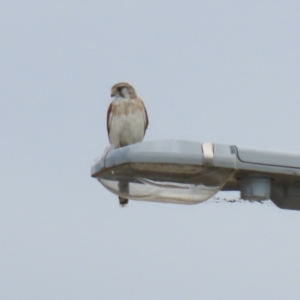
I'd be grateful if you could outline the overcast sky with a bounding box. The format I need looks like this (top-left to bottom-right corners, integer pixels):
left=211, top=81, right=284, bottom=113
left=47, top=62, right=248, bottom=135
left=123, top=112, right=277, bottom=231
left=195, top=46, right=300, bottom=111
left=2, top=1, right=300, bottom=299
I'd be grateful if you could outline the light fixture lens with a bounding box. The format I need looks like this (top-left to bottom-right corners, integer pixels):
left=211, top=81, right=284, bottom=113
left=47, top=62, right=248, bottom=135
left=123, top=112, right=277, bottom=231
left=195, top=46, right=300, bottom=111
left=97, top=163, right=231, bottom=204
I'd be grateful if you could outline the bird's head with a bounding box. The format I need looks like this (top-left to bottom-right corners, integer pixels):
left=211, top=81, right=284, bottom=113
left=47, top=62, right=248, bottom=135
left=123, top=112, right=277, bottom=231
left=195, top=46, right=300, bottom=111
left=111, top=82, right=137, bottom=99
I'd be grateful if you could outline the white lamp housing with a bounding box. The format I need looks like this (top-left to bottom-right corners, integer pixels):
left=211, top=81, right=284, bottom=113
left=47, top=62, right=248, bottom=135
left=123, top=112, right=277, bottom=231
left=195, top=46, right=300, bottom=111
left=91, top=140, right=300, bottom=210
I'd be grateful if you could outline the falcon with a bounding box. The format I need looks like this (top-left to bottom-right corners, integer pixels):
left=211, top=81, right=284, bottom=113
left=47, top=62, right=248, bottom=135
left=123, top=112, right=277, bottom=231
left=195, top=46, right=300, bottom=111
left=107, top=82, right=149, bottom=206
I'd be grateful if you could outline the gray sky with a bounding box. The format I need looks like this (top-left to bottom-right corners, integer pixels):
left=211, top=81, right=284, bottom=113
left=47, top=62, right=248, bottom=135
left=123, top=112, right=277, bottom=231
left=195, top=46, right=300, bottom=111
left=1, top=1, right=300, bottom=299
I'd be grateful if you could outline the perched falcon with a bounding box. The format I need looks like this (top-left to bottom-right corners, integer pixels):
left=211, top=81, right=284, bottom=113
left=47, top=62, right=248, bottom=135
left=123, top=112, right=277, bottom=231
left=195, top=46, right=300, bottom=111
left=107, top=82, right=149, bottom=206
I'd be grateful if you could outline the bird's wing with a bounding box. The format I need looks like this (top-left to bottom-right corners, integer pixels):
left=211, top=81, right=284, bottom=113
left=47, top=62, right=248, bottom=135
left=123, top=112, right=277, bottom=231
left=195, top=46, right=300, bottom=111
left=106, top=102, right=113, bottom=135
left=139, top=99, right=149, bottom=134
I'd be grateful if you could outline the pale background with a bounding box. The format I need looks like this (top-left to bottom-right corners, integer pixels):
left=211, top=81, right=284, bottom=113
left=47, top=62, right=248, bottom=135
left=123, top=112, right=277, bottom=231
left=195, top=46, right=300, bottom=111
left=1, top=1, right=300, bottom=299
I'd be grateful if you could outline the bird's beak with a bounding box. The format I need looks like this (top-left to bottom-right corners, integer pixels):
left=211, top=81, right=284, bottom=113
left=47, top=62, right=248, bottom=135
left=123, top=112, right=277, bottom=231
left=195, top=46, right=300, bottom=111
left=111, top=93, right=114, bottom=97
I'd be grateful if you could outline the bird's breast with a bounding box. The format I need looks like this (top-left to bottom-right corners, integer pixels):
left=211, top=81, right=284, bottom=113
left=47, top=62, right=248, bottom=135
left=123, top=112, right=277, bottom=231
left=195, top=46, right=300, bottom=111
left=112, top=99, right=143, bottom=116
left=109, top=99, right=146, bottom=147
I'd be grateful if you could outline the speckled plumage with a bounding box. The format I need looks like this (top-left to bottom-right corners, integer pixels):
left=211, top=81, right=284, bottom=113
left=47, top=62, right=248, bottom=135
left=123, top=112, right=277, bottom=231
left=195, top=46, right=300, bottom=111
left=106, top=82, right=149, bottom=206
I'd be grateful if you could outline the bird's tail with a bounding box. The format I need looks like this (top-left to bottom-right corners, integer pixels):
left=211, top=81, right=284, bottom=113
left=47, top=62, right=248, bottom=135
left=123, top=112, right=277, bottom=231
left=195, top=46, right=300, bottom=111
left=118, top=181, right=129, bottom=207
left=119, top=196, right=128, bottom=207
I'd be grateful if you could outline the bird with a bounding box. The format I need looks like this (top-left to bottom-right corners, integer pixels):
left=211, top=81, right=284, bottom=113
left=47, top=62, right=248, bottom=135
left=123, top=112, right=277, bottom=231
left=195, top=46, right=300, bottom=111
left=106, top=82, right=149, bottom=206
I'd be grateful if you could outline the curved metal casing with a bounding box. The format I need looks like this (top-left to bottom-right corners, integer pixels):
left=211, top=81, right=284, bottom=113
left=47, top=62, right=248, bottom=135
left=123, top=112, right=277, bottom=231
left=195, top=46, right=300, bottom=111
left=91, top=140, right=300, bottom=210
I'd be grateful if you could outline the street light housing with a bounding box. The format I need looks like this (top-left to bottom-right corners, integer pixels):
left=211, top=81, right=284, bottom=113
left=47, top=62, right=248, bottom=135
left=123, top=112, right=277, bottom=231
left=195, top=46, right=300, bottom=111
left=91, top=140, right=300, bottom=210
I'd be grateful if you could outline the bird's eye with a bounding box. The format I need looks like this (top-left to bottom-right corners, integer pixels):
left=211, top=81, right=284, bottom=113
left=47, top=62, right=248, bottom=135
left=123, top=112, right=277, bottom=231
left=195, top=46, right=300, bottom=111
left=118, top=87, right=124, bottom=97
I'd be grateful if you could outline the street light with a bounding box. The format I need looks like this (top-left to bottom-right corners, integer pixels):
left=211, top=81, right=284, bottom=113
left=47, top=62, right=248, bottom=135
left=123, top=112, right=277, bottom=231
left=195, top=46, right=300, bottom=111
left=91, top=140, right=300, bottom=210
